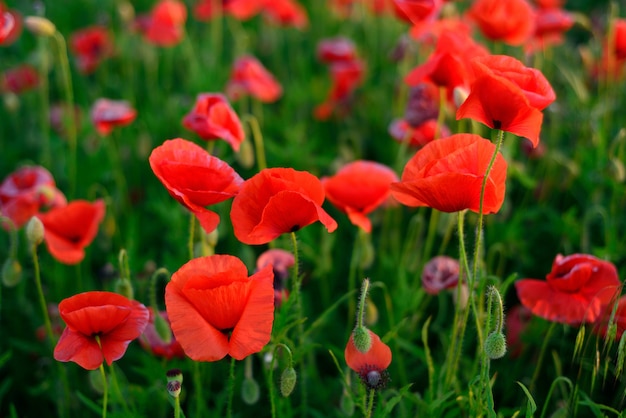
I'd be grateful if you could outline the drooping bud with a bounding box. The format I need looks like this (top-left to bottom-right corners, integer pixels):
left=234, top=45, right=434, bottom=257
left=154, top=313, right=173, bottom=344
left=24, top=16, right=57, bottom=37
left=236, top=137, right=255, bottom=169
left=26, top=216, right=44, bottom=246
left=241, top=377, right=260, bottom=405
left=353, top=326, right=372, bottom=353
left=2, top=258, right=22, bottom=287
left=114, top=278, right=134, bottom=300
left=280, top=367, right=297, bottom=397
left=484, top=332, right=507, bottom=360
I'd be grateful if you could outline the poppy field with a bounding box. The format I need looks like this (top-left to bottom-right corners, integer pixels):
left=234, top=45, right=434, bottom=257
left=1, top=0, right=626, bottom=417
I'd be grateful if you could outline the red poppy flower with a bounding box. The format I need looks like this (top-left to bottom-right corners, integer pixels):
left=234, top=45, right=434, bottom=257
left=149, top=138, right=243, bottom=233
left=69, top=26, right=114, bottom=74
left=528, top=8, right=574, bottom=52
left=225, top=55, right=282, bottom=103
left=182, top=93, right=245, bottom=151
left=256, top=249, right=295, bottom=307
left=505, top=305, right=532, bottom=358
left=314, top=58, right=365, bottom=120
left=468, top=0, right=535, bottom=46
left=388, top=118, right=450, bottom=148
left=614, top=19, right=626, bottom=60
left=165, top=254, right=275, bottom=361
left=139, top=310, right=185, bottom=359
left=421, top=255, right=460, bottom=295
left=345, top=329, right=392, bottom=389
left=91, top=98, right=137, bottom=135
left=53, top=291, right=150, bottom=370
left=392, top=0, right=442, bottom=25
left=515, top=254, right=621, bottom=325
left=535, top=0, right=563, bottom=7
left=194, top=0, right=263, bottom=21
left=317, top=37, right=357, bottom=64
left=471, top=55, right=556, bottom=111
left=390, top=133, right=507, bottom=214
left=137, top=0, right=187, bottom=47
left=262, top=0, right=308, bottom=29
left=0, top=6, right=21, bottom=46
left=456, top=73, right=544, bottom=147
left=37, top=200, right=105, bottom=264
left=595, top=296, right=626, bottom=340
left=0, top=166, right=66, bottom=229
left=230, top=168, right=338, bottom=245
left=321, top=161, right=398, bottom=233
left=1, top=64, right=38, bottom=94
left=409, top=17, right=472, bottom=45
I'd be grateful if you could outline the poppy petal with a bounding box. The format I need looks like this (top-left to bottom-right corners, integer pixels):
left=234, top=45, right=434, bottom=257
left=54, top=327, right=104, bottom=370
left=345, top=330, right=392, bottom=372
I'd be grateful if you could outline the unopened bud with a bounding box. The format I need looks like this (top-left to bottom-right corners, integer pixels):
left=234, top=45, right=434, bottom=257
left=353, top=326, right=372, bottom=353
left=26, top=216, right=44, bottom=246
left=24, top=16, right=57, bottom=37
left=339, top=389, right=355, bottom=416
left=167, top=380, right=181, bottom=398
left=114, top=278, right=134, bottom=300
left=236, top=138, right=255, bottom=169
left=154, top=313, right=172, bottom=344
left=2, top=258, right=22, bottom=287
left=205, top=228, right=219, bottom=248
left=484, top=332, right=507, bottom=359
left=365, top=299, right=378, bottom=327
left=280, top=367, right=297, bottom=397
left=241, top=377, right=260, bottom=405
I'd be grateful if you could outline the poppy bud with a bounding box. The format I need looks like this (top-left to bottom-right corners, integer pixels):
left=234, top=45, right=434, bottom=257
left=353, top=326, right=372, bottom=353
left=24, top=16, right=57, bottom=37
left=365, top=298, right=379, bottom=327
left=204, top=228, right=219, bottom=248
left=167, top=380, right=181, bottom=398
left=166, top=368, right=183, bottom=384
left=2, top=258, right=22, bottom=287
left=241, top=377, right=260, bottom=405
left=26, top=216, right=45, bottom=247
left=154, top=312, right=173, bottom=344
left=114, top=278, right=134, bottom=300
left=236, top=138, right=255, bottom=169
left=340, top=389, right=355, bottom=416
left=484, top=332, right=507, bottom=359
left=609, top=157, right=625, bottom=182
left=280, top=367, right=297, bottom=397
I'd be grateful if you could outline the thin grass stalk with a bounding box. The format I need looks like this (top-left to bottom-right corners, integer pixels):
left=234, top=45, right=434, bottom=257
left=243, top=114, right=267, bottom=171
left=227, top=356, right=236, bottom=418
left=32, top=243, right=54, bottom=345
left=530, top=321, right=557, bottom=392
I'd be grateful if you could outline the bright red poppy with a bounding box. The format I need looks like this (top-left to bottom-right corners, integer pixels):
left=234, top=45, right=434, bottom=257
left=165, top=254, right=275, bottom=361
left=471, top=55, right=556, bottom=111
left=1, top=64, right=38, bottom=94
left=392, top=0, right=442, bottom=25
left=53, top=291, right=150, bottom=370
left=409, top=17, right=472, bottom=45
left=182, top=93, right=245, bottom=151
left=345, top=329, right=392, bottom=389
left=317, top=37, right=357, bottom=64
left=390, top=133, right=507, bottom=214
left=37, top=199, right=105, bottom=264
left=149, top=138, right=243, bottom=233
left=225, top=55, right=282, bottom=103
left=0, top=5, right=21, bottom=46
left=322, top=161, right=398, bottom=233
left=91, top=98, right=137, bottom=135
left=314, top=58, right=365, bottom=120
left=139, top=310, right=185, bottom=360
left=388, top=118, right=450, bottom=148
left=194, top=0, right=263, bottom=21
left=262, top=0, right=308, bottom=29
left=230, top=168, right=338, bottom=245
left=137, top=0, right=187, bottom=47
left=69, top=26, right=114, bottom=74
left=456, top=73, right=544, bottom=147
left=614, top=19, right=626, bottom=60
left=468, top=0, right=535, bottom=46
left=256, top=249, right=295, bottom=307
left=0, top=166, right=66, bottom=229
left=421, top=255, right=460, bottom=295
left=515, top=254, right=621, bottom=325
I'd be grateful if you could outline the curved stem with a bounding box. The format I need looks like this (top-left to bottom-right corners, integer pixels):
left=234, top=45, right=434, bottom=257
left=356, top=279, right=370, bottom=329
left=32, top=244, right=54, bottom=345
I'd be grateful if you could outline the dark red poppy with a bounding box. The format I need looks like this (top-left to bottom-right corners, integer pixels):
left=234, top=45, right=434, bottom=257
left=139, top=310, right=185, bottom=359
left=165, top=254, right=275, bottom=361
left=69, top=26, right=114, bottom=74
left=53, top=291, right=150, bottom=370
left=468, top=0, right=535, bottom=46
left=614, top=19, right=626, bottom=60
left=194, top=0, right=263, bottom=21
left=421, top=255, right=460, bottom=295
left=515, top=254, right=621, bottom=325
left=137, top=0, right=187, bottom=47
left=456, top=73, right=544, bottom=147
left=528, top=8, right=574, bottom=52
left=317, top=37, right=357, bottom=64
left=390, top=133, right=507, bottom=214
left=0, top=166, right=66, bottom=229
left=392, top=0, right=442, bottom=25
left=149, top=138, right=243, bottom=233
left=345, top=329, right=392, bottom=389
left=230, top=168, right=338, bottom=245
left=0, top=5, right=21, bottom=46
left=321, top=161, right=398, bottom=233
left=388, top=118, right=450, bottom=148
left=182, top=93, right=245, bottom=151
left=1, top=64, right=38, bottom=94
left=37, top=199, right=105, bottom=264
left=91, top=98, right=137, bottom=135
left=471, top=55, right=556, bottom=111
left=225, top=55, right=282, bottom=103
left=262, top=0, right=308, bottom=29
left=595, top=296, right=626, bottom=340
left=404, top=82, right=440, bottom=127
left=314, top=58, right=365, bottom=120
left=256, top=249, right=295, bottom=307
left=535, top=0, right=563, bottom=7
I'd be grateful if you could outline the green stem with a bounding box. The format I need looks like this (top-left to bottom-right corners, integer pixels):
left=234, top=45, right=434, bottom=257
left=289, top=232, right=307, bottom=417
left=365, top=389, right=375, bottom=418
left=422, top=209, right=440, bottom=263
left=227, top=356, right=236, bottom=418
left=347, top=231, right=362, bottom=326
left=32, top=244, right=54, bottom=345
left=243, top=114, right=267, bottom=171
left=174, top=396, right=181, bottom=418
left=108, top=363, right=131, bottom=415
left=530, top=321, right=557, bottom=392
left=95, top=337, right=109, bottom=418
left=188, top=213, right=196, bottom=260
left=356, top=279, right=370, bottom=329
left=37, top=36, right=51, bottom=168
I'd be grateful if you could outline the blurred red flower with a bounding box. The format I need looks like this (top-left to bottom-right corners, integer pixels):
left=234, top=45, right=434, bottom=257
left=262, top=0, right=308, bottom=29
left=317, top=37, right=357, bottom=64
left=614, top=19, right=626, bottom=60
left=515, top=254, right=621, bottom=325
left=137, top=0, right=187, bottom=47
left=456, top=73, right=544, bottom=147
left=505, top=305, right=532, bottom=358
left=0, top=166, right=66, bottom=229
left=225, top=55, right=282, bottom=103
left=230, top=167, right=338, bottom=245
left=0, top=5, right=21, bottom=46
left=194, top=0, right=263, bottom=21
left=596, top=296, right=626, bottom=340
left=421, top=255, right=460, bottom=295
left=256, top=249, right=294, bottom=307
left=345, top=329, right=392, bottom=389
left=165, top=254, right=275, bottom=361
left=182, top=93, right=245, bottom=151
left=1, top=64, right=38, bottom=94
left=391, top=133, right=507, bottom=214
left=54, top=291, right=150, bottom=370
left=528, top=8, right=574, bottom=52
left=69, top=26, right=114, bottom=74
left=314, top=58, right=365, bottom=120
left=149, top=138, right=243, bottom=233
left=37, top=199, right=106, bottom=264
left=392, top=0, right=442, bottom=25
left=468, top=0, right=535, bottom=46
left=388, top=118, right=450, bottom=148
left=139, top=310, right=185, bottom=359
left=322, top=161, right=398, bottom=233
left=91, top=98, right=137, bottom=135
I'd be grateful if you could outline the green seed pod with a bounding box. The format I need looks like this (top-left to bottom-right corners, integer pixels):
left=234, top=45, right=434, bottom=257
left=167, top=381, right=181, bottom=398
left=280, top=367, right=297, bottom=397
left=2, top=258, right=22, bottom=287
left=241, top=377, right=260, bottom=405
left=166, top=368, right=183, bottom=384
left=353, top=326, right=372, bottom=353
left=484, top=332, right=507, bottom=360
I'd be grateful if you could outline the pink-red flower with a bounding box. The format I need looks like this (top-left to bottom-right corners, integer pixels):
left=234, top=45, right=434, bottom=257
left=314, top=58, right=365, bottom=120
left=322, top=161, right=398, bottom=233
left=91, top=98, right=137, bottom=135
left=149, top=138, right=243, bottom=233
left=262, top=0, right=308, bottom=29
left=515, top=254, right=621, bottom=325
left=165, top=254, right=275, bottom=361
left=193, top=0, right=263, bottom=21
left=256, top=249, right=295, bottom=307
left=0, top=5, right=21, bottom=46
left=139, top=310, right=185, bottom=359
left=69, top=26, right=114, bottom=74
left=1, top=64, right=38, bottom=94
left=53, top=291, right=150, bottom=370
left=391, top=133, right=507, bottom=214
left=345, top=329, right=392, bottom=389
left=421, top=255, right=460, bottom=295
left=136, top=0, right=187, bottom=47
left=230, top=168, right=338, bottom=245
left=392, top=0, right=442, bottom=25
left=37, top=200, right=106, bottom=264
left=467, top=0, right=535, bottom=46
left=388, top=118, right=450, bottom=148
left=225, top=55, right=283, bottom=103
left=317, top=37, right=357, bottom=64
